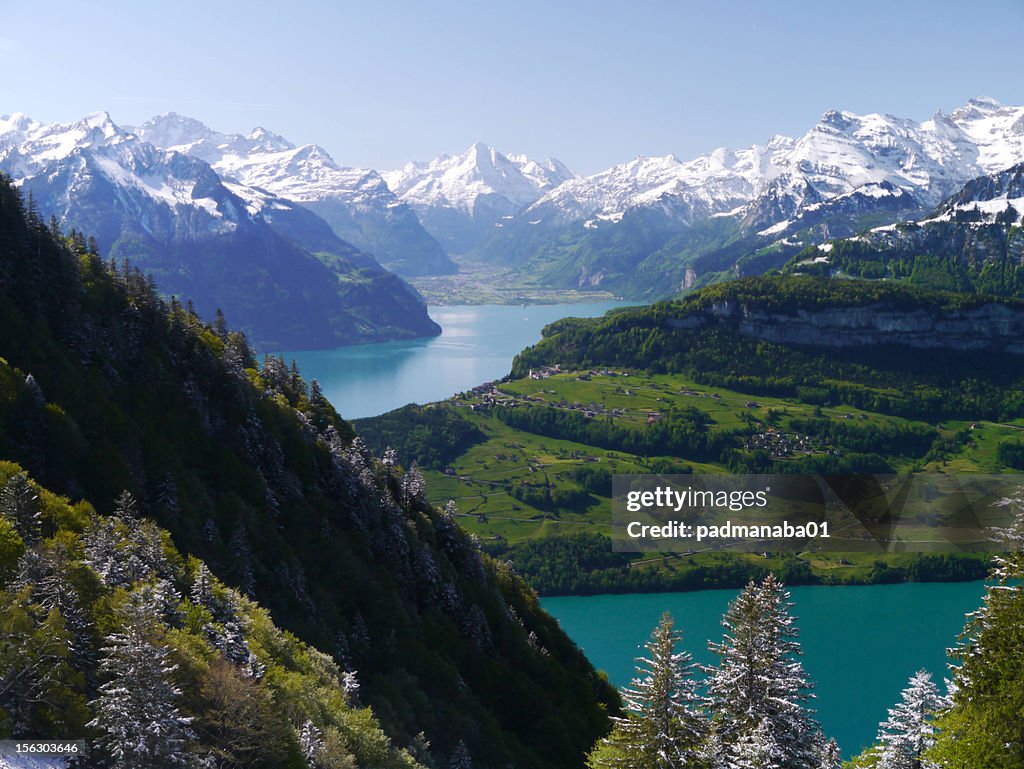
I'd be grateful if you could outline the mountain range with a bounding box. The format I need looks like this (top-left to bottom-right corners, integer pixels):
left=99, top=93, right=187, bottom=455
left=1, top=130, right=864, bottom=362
left=462, top=97, right=1024, bottom=296
left=133, top=113, right=457, bottom=276
left=0, top=111, right=441, bottom=349
left=4, top=97, right=1023, bottom=347
left=786, top=162, right=1024, bottom=294
left=383, top=142, right=575, bottom=256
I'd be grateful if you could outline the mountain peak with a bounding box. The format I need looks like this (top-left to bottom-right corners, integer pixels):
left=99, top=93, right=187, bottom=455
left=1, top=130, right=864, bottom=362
left=247, top=126, right=295, bottom=152
left=817, top=109, right=855, bottom=131
left=967, top=95, right=1004, bottom=109
left=76, top=110, right=122, bottom=139
left=0, top=111, right=37, bottom=135
left=137, top=112, right=214, bottom=148
left=950, top=96, right=1010, bottom=123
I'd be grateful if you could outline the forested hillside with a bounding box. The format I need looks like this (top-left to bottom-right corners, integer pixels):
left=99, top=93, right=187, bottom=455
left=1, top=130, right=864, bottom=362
left=0, top=462, right=424, bottom=768
left=0, top=174, right=617, bottom=768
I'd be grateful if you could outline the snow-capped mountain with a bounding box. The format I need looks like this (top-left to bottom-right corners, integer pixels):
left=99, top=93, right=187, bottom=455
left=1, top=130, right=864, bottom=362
left=787, top=163, right=1024, bottom=292
left=382, top=142, right=575, bottom=254
left=135, top=114, right=455, bottom=276
left=477, top=97, right=1024, bottom=295
left=0, top=111, right=440, bottom=348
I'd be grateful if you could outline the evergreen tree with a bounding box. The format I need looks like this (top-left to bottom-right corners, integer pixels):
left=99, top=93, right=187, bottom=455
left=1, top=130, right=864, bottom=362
left=448, top=740, right=473, bottom=769
left=0, top=472, right=42, bottom=545
left=298, top=718, right=324, bottom=767
left=192, top=562, right=215, bottom=610
left=590, top=612, right=705, bottom=769
left=87, top=588, right=195, bottom=768
left=33, top=546, right=94, bottom=670
left=112, top=489, right=140, bottom=527
left=707, top=576, right=822, bottom=769
left=732, top=719, right=785, bottom=769
left=929, top=492, right=1024, bottom=767
left=818, top=738, right=842, bottom=769
left=82, top=517, right=129, bottom=587
left=872, top=670, right=948, bottom=769
left=341, top=669, right=360, bottom=705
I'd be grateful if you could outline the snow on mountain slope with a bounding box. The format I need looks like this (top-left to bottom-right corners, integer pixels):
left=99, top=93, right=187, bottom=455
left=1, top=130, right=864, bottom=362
left=522, top=97, right=1024, bottom=228
left=0, top=111, right=241, bottom=235
left=136, top=114, right=455, bottom=275
left=383, top=142, right=574, bottom=215
left=0, top=110, right=441, bottom=348
left=476, top=97, right=1024, bottom=277
left=382, top=142, right=575, bottom=254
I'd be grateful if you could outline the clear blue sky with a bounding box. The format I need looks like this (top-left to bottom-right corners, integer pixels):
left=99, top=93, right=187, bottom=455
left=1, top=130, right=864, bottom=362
left=3, top=0, right=1022, bottom=174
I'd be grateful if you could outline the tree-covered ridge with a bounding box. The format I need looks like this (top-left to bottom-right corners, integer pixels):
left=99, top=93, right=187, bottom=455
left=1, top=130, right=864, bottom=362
left=511, top=277, right=1024, bottom=422
left=0, top=462, right=421, bottom=768
left=0, top=175, right=617, bottom=768
left=783, top=164, right=1024, bottom=299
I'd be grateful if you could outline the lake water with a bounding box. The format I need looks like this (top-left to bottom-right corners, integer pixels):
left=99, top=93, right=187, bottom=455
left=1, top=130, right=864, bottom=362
left=542, top=581, right=986, bottom=758
left=284, top=302, right=984, bottom=758
left=278, top=302, right=630, bottom=419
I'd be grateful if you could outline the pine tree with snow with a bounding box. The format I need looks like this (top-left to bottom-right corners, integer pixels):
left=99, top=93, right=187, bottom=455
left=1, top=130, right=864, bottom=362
left=732, top=718, right=785, bottom=769
left=298, top=719, right=324, bottom=766
left=83, top=516, right=130, bottom=587
left=929, top=490, right=1024, bottom=766
left=191, top=562, right=215, bottom=609
left=341, top=669, right=360, bottom=705
left=125, top=520, right=172, bottom=583
left=590, top=612, right=706, bottom=769
left=707, top=576, right=822, bottom=769
left=112, top=489, right=140, bottom=527
left=33, top=546, right=94, bottom=669
left=88, top=588, right=195, bottom=768
left=818, top=737, right=842, bottom=769
left=401, top=463, right=427, bottom=506
left=0, top=472, right=42, bottom=544
left=872, top=670, right=948, bottom=769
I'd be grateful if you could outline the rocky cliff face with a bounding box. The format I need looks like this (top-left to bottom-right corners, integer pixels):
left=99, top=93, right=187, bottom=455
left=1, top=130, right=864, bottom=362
left=670, top=299, right=1024, bottom=354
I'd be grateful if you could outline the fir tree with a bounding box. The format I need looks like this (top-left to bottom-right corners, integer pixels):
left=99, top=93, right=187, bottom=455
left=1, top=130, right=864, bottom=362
left=590, top=612, right=705, bottom=769
left=112, top=489, right=140, bottom=527
left=819, top=737, right=841, bottom=769
left=341, top=669, right=360, bottom=705
left=449, top=740, right=473, bottom=769
left=87, top=588, right=195, bottom=768
left=191, top=562, right=215, bottom=610
left=33, top=546, right=94, bottom=670
left=872, top=670, right=948, bottom=769
left=707, top=576, right=822, bottom=769
left=83, top=517, right=129, bottom=587
left=298, top=718, right=324, bottom=767
left=929, top=491, right=1024, bottom=766
left=0, top=472, right=42, bottom=545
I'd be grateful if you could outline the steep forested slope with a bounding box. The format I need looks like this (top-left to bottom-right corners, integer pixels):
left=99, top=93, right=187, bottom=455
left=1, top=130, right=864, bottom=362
left=0, top=175, right=616, bottom=768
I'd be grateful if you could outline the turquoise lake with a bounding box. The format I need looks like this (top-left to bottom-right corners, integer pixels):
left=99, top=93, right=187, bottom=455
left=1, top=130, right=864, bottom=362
left=278, top=302, right=631, bottom=419
left=283, top=301, right=987, bottom=759
left=542, top=582, right=986, bottom=758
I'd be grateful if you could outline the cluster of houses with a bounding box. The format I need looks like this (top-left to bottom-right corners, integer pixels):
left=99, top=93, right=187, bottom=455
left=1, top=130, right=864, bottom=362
left=743, top=430, right=831, bottom=459
left=527, top=365, right=562, bottom=380
left=464, top=382, right=520, bottom=410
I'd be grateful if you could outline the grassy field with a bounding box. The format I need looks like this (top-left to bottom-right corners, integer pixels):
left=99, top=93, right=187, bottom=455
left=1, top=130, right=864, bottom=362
left=401, top=368, right=1022, bottom=589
